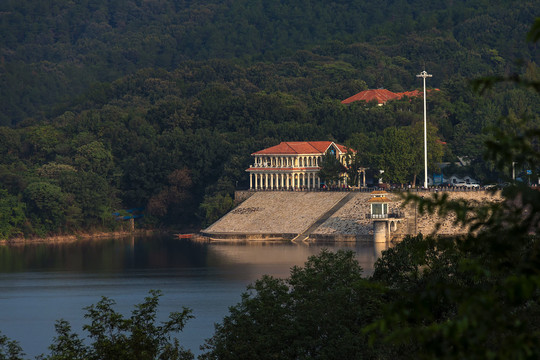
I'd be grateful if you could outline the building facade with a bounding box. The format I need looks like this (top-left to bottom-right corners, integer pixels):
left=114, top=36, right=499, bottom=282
left=246, top=141, right=352, bottom=190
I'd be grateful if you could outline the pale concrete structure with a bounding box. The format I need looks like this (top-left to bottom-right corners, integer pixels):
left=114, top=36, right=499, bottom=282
left=368, top=190, right=402, bottom=242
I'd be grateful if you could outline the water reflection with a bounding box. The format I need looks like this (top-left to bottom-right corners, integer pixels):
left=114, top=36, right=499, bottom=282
left=0, top=235, right=388, bottom=357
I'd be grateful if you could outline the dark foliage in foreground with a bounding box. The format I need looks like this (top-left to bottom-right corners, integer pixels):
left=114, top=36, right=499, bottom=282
left=200, top=250, right=392, bottom=360
left=39, top=290, right=194, bottom=360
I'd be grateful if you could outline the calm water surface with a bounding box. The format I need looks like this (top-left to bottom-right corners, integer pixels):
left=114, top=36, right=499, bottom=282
left=0, top=234, right=387, bottom=358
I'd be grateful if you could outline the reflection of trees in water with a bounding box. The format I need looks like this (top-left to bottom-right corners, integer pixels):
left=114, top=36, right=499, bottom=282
left=207, top=241, right=384, bottom=278
left=0, top=235, right=386, bottom=279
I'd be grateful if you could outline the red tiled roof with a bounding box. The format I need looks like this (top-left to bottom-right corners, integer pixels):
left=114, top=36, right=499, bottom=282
left=252, top=141, right=351, bottom=156
left=395, top=90, right=422, bottom=99
left=342, top=88, right=439, bottom=105
left=341, top=89, right=399, bottom=105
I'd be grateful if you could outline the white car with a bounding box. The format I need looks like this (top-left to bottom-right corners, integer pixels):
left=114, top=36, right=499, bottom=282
left=454, top=181, right=480, bottom=188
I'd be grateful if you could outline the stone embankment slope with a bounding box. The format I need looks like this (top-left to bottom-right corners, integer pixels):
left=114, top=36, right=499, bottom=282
left=202, top=190, right=502, bottom=241
left=202, top=192, right=348, bottom=240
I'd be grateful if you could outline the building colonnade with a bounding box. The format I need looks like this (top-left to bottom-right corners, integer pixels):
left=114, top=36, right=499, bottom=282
left=252, top=155, right=325, bottom=168
left=249, top=172, right=350, bottom=190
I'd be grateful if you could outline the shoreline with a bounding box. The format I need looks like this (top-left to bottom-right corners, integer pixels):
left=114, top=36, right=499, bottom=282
left=0, top=229, right=158, bottom=246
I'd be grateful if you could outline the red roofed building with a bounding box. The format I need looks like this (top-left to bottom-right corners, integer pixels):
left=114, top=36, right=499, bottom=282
left=341, top=89, right=400, bottom=105
left=342, top=88, right=438, bottom=105
left=247, top=141, right=352, bottom=190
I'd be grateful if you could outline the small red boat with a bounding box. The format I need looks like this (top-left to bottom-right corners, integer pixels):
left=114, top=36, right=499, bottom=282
left=177, top=233, right=193, bottom=239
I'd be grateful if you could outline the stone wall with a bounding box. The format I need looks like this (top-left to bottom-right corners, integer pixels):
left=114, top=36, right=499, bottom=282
left=314, top=190, right=501, bottom=239
left=411, top=190, right=502, bottom=236
left=205, top=190, right=502, bottom=241
left=313, top=192, right=408, bottom=237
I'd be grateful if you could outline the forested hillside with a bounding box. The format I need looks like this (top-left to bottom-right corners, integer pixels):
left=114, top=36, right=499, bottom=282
left=1, top=0, right=537, bottom=124
left=0, top=0, right=538, bottom=237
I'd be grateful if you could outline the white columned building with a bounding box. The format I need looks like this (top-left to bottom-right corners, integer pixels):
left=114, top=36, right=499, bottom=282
left=246, top=141, right=352, bottom=190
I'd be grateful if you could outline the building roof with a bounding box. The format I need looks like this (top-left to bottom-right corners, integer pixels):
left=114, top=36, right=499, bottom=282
left=395, top=89, right=422, bottom=98
left=341, top=89, right=400, bottom=105
left=341, top=88, right=438, bottom=105
left=368, top=196, right=391, bottom=203
left=252, top=141, right=350, bottom=156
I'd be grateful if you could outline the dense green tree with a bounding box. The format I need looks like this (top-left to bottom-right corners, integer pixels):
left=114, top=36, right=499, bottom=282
left=23, top=181, right=67, bottom=234
left=318, top=150, right=347, bottom=187
left=74, top=141, right=114, bottom=175
left=198, top=193, right=233, bottom=227
left=200, top=250, right=389, bottom=360
left=0, top=331, right=24, bottom=360
left=39, top=290, right=194, bottom=360
left=378, top=126, right=414, bottom=186
left=0, top=189, right=25, bottom=239
left=377, top=122, right=444, bottom=186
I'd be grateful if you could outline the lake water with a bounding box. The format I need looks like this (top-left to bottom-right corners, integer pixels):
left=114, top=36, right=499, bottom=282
left=0, top=234, right=387, bottom=358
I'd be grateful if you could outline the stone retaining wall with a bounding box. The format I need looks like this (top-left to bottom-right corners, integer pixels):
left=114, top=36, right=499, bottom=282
left=203, top=190, right=502, bottom=241
left=314, top=191, right=501, bottom=239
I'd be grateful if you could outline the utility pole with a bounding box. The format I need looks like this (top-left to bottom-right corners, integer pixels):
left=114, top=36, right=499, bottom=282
left=416, top=70, right=432, bottom=188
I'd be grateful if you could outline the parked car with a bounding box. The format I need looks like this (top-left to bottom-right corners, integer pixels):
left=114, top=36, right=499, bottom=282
left=454, top=181, right=480, bottom=188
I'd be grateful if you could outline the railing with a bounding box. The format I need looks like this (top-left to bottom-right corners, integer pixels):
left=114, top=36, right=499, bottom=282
left=242, top=186, right=492, bottom=192
left=365, top=212, right=404, bottom=219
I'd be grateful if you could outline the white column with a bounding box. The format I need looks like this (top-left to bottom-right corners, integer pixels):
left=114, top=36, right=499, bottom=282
left=265, top=173, right=268, bottom=189
left=250, top=173, right=253, bottom=189
left=318, top=176, right=321, bottom=188
left=281, top=173, right=284, bottom=189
